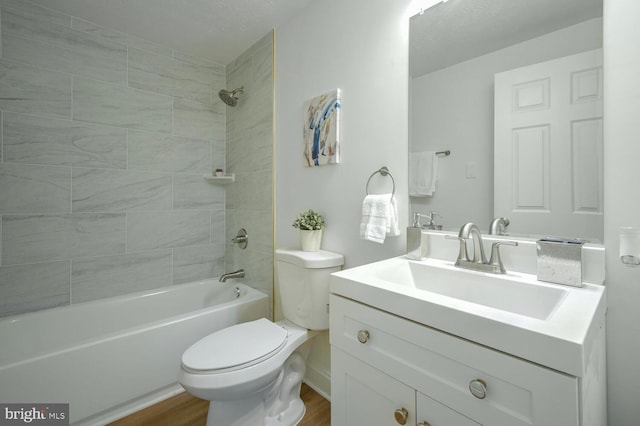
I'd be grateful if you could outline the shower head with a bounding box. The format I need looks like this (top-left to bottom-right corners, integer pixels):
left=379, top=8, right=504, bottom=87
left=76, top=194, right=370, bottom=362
left=218, top=86, right=244, bottom=107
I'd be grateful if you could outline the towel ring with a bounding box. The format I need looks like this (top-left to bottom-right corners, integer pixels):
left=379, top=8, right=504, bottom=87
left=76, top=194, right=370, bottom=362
left=365, top=166, right=395, bottom=198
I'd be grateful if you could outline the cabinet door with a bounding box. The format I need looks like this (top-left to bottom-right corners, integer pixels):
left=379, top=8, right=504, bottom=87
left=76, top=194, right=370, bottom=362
left=417, top=392, right=479, bottom=426
left=332, top=348, right=415, bottom=426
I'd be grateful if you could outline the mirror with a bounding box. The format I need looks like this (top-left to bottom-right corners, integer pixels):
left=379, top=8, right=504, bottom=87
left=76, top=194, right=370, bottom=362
left=409, top=0, right=604, bottom=242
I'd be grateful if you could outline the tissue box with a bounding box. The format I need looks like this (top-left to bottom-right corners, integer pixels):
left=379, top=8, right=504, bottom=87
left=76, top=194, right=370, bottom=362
left=536, top=238, right=584, bottom=287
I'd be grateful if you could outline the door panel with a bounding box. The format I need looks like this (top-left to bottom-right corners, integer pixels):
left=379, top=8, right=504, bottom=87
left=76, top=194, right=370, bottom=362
left=494, top=49, right=603, bottom=241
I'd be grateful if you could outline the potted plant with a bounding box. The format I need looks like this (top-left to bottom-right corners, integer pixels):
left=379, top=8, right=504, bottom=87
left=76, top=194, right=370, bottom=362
left=292, top=209, right=325, bottom=251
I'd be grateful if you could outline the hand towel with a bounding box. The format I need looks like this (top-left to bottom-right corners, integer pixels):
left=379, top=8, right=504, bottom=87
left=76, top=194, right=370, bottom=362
left=360, top=194, right=400, bottom=244
left=388, top=196, right=400, bottom=237
left=409, top=151, right=438, bottom=196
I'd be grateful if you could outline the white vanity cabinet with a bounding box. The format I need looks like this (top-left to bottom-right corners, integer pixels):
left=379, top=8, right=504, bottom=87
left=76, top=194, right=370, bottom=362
left=330, top=294, right=585, bottom=426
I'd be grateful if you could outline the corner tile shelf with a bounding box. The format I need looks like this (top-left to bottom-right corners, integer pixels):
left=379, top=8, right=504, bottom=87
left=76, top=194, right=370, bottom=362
left=203, top=173, right=235, bottom=183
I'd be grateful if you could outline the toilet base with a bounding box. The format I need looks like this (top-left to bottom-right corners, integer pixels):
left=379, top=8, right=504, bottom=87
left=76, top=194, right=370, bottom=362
left=206, top=397, right=305, bottom=426
left=265, top=399, right=305, bottom=426
left=207, top=397, right=266, bottom=426
left=205, top=350, right=308, bottom=426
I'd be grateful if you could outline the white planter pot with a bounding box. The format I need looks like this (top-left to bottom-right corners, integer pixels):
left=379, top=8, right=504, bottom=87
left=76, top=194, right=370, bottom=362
left=300, top=229, right=323, bottom=252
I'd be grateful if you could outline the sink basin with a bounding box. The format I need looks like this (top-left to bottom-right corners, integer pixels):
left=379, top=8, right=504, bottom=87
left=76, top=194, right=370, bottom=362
left=370, top=258, right=567, bottom=320
left=330, top=255, right=606, bottom=377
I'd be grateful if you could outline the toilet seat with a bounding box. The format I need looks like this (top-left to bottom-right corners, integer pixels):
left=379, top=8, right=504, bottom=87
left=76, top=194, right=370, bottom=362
left=182, top=318, right=288, bottom=374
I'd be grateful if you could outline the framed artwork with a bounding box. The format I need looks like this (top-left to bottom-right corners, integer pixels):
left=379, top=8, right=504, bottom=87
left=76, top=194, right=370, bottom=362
left=303, top=89, right=341, bottom=167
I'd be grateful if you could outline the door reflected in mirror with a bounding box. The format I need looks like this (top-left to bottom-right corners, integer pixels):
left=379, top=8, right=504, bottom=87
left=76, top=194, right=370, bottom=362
left=409, top=0, right=603, bottom=242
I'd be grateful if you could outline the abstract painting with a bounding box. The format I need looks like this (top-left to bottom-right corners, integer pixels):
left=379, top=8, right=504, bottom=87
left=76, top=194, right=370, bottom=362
left=303, top=89, right=341, bottom=167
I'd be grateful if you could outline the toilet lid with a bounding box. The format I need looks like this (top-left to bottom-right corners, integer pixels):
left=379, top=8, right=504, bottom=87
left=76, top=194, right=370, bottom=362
left=182, top=318, right=288, bottom=373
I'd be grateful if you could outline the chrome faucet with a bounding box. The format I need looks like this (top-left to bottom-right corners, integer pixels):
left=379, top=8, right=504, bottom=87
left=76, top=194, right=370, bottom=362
left=413, top=211, right=443, bottom=230
left=489, top=217, right=510, bottom=235
left=446, top=223, right=518, bottom=274
left=219, top=269, right=245, bottom=282
left=458, top=223, right=487, bottom=264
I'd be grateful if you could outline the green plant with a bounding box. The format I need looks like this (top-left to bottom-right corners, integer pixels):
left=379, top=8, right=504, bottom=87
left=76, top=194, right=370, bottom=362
left=292, top=209, right=325, bottom=231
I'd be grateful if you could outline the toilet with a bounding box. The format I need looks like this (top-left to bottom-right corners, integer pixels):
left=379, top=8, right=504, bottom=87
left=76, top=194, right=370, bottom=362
left=179, top=249, right=344, bottom=426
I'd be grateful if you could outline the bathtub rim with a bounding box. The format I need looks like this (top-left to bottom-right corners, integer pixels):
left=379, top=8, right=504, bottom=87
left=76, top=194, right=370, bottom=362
left=0, top=277, right=257, bottom=325
left=0, top=279, right=268, bottom=369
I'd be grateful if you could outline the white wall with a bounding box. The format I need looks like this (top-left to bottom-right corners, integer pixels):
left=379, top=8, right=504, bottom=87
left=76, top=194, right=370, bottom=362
left=274, top=0, right=411, bottom=397
left=275, top=0, right=410, bottom=268
left=603, top=0, right=640, bottom=424
left=410, top=18, right=602, bottom=231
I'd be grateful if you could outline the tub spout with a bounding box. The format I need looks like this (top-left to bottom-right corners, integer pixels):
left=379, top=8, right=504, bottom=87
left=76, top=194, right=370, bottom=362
left=219, top=269, right=245, bottom=282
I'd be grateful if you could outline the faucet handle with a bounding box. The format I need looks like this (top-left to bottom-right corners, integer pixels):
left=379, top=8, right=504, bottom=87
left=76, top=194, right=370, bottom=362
left=445, top=235, right=469, bottom=263
left=489, top=217, right=510, bottom=235
left=488, top=241, right=518, bottom=273
left=426, top=211, right=443, bottom=229
left=414, top=212, right=443, bottom=228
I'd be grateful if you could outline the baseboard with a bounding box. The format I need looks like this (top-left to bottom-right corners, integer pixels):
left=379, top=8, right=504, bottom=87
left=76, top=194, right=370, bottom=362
left=304, top=365, right=331, bottom=401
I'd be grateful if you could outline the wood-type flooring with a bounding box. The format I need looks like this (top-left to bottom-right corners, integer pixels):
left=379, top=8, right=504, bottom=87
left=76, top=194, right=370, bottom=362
left=109, top=383, right=330, bottom=425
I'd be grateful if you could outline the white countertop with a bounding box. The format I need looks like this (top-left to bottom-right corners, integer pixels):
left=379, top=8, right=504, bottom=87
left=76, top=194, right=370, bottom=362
left=330, top=255, right=607, bottom=377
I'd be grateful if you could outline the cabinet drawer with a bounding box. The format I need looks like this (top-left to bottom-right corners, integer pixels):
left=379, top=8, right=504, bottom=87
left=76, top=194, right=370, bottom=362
left=330, top=295, right=579, bottom=426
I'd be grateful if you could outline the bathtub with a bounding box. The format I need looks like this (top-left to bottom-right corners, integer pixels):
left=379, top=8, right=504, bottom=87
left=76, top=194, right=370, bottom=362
left=0, top=279, right=269, bottom=425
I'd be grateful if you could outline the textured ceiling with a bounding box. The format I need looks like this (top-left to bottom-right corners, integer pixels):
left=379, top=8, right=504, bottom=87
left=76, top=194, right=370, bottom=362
left=27, top=0, right=315, bottom=64
left=410, top=0, right=603, bottom=77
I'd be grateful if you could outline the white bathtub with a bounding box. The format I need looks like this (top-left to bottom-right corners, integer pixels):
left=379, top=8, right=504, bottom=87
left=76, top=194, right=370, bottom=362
left=0, top=279, right=269, bottom=425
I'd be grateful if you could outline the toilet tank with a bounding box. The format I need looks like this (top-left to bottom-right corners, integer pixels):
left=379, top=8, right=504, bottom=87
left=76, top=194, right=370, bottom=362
left=276, top=249, right=344, bottom=330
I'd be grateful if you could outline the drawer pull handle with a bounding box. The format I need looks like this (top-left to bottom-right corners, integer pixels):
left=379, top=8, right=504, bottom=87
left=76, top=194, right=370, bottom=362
left=394, top=407, right=409, bottom=425
left=418, top=422, right=432, bottom=426
left=357, top=329, right=370, bottom=344
left=469, top=379, right=488, bottom=399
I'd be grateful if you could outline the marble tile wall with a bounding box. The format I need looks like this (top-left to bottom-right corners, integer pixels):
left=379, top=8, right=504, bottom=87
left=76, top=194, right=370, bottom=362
left=0, top=0, right=230, bottom=317
left=225, top=33, right=274, bottom=315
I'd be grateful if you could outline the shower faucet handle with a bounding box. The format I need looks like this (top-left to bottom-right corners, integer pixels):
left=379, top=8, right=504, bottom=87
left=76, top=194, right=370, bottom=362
left=231, top=228, right=248, bottom=249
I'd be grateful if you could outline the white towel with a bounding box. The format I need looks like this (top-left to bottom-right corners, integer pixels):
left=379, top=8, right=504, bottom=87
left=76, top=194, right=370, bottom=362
left=360, top=194, right=400, bottom=244
left=409, top=151, right=438, bottom=196
left=388, top=196, right=400, bottom=237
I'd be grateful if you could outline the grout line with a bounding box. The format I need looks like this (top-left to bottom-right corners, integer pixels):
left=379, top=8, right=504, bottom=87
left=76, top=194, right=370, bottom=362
left=70, top=75, right=74, bottom=120
left=125, top=129, right=129, bottom=170
left=171, top=94, right=175, bottom=136
left=124, top=212, right=128, bottom=254
left=0, top=8, right=3, bottom=58
left=69, top=164, right=73, bottom=213
left=170, top=247, right=174, bottom=286
left=68, top=259, right=72, bottom=305
left=126, top=44, right=129, bottom=87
